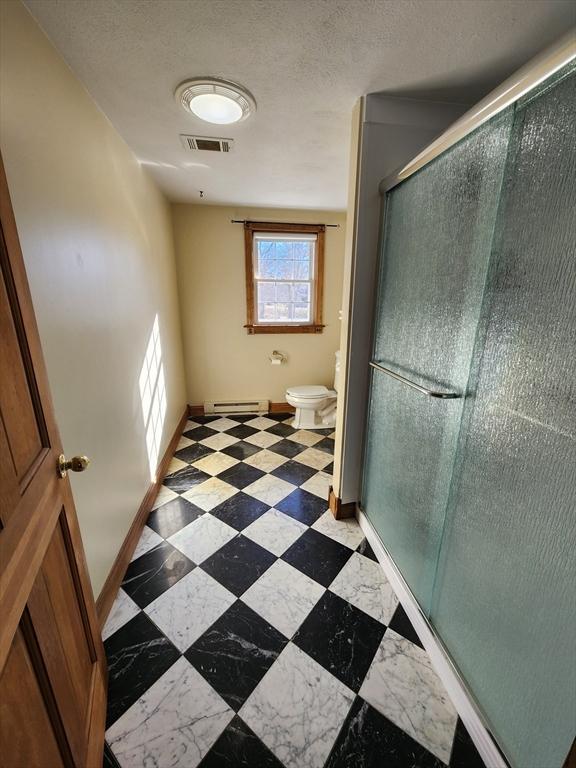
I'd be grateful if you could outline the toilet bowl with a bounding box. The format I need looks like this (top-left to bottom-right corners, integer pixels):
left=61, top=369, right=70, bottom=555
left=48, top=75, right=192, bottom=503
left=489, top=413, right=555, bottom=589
left=286, top=352, right=340, bottom=429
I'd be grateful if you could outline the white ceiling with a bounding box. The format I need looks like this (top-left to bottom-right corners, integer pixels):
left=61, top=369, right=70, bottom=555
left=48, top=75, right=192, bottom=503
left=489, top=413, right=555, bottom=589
left=25, top=0, right=575, bottom=210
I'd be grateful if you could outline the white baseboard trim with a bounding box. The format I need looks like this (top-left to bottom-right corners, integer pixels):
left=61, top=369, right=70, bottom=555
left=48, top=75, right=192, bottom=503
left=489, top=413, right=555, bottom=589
left=356, top=506, right=508, bottom=768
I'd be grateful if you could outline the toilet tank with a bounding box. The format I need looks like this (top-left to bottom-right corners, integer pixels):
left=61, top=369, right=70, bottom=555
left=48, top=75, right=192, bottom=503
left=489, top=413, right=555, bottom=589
left=334, top=351, right=341, bottom=393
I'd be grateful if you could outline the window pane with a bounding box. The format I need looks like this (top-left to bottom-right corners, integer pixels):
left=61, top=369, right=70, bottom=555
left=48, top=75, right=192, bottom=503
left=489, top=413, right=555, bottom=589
left=275, top=282, right=291, bottom=302
left=294, top=260, right=311, bottom=279
left=258, top=302, right=276, bottom=321
left=257, top=257, right=295, bottom=279
left=293, top=282, right=310, bottom=302
left=294, top=302, right=311, bottom=321
left=257, top=282, right=276, bottom=302
left=275, top=302, right=291, bottom=321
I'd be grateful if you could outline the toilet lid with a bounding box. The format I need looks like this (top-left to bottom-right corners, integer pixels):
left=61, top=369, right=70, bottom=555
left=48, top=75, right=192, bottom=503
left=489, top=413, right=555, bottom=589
left=287, top=385, right=331, bottom=398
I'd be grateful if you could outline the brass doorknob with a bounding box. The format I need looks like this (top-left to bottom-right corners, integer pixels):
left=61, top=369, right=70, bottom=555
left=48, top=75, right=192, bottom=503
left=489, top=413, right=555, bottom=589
left=58, top=454, right=90, bottom=478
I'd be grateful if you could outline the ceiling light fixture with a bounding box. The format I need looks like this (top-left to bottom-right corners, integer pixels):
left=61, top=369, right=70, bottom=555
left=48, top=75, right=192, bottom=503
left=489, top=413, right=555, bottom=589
left=176, top=78, right=256, bottom=125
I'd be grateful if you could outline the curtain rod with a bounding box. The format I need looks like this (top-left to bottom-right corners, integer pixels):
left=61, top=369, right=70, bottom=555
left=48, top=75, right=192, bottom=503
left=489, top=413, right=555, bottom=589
left=231, top=219, right=339, bottom=228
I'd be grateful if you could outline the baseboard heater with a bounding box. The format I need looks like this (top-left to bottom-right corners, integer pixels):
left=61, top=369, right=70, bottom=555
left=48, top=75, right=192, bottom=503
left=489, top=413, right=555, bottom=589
left=204, top=399, right=269, bottom=414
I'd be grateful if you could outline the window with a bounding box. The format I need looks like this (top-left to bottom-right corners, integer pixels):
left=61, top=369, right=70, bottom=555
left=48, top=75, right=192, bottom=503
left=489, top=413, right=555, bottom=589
left=244, top=222, right=325, bottom=334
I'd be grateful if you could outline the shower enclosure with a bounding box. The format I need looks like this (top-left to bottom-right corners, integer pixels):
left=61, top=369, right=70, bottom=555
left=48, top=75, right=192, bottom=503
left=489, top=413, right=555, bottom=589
left=361, top=49, right=575, bottom=768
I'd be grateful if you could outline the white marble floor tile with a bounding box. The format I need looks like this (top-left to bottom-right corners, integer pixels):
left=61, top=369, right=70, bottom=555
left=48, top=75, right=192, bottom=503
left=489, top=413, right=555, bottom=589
left=131, top=526, right=164, bottom=561
left=241, top=559, right=324, bottom=638
left=208, top=417, right=240, bottom=432
left=244, top=416, right=277, bottom=430
left=244, top=431, right=282, bottom=449
left=329, top=431, right=336, bottom=439
left=180, top=477, right=238, bottom=511
left=200, top=432, right=240, bottom=451
left=183, top=420, right=201, bottom=432
left=359, top=629, right=458, bottom=763
left=102, top=589, right=140, bottom=641
left=311, top=510, right=364, bottom=550
left=168, top=513, right=237, bottom=563
left=293, top=447, right=333, bottom=470
left=152, top=485, right=179, bottom=510
left=300, top=471, right=332, bottom=499
left=243, top=474, right=296, bottom=507
left=107, top=656, right=234, bottom=768
left=329, top=552, right=399, bottom=624
left=240, top=643, right=354, bottom=768
left=165, top=456, right=189, bottom=476
left=192, top=452, right=238, bottom=476
left=243, top=449, right=288, bottom=473
left=243, top=508, right=307, bottom=556
left=144, top=569, right=236, bottom=651
left=287, top=430, right=323, bottom=447
left=176, top=435, right=194, bottom=450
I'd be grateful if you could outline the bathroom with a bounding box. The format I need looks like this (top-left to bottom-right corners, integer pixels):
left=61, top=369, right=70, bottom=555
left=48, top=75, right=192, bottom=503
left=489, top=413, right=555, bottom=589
left=0, top=2, right=574, bottom=768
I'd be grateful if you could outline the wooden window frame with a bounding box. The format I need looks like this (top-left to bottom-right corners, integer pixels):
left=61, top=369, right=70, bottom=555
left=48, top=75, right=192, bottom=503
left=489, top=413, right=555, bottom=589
left=243, top=221, right=325, bottom=334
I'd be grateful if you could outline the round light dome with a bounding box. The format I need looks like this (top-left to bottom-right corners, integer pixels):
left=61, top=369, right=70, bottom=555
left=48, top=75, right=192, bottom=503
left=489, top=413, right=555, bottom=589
left=175, top=78, right=256, bottom=125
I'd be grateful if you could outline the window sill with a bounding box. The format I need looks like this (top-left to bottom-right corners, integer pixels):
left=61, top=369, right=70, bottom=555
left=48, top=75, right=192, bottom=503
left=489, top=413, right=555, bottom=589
left=244, top=324, right=325, bottom=335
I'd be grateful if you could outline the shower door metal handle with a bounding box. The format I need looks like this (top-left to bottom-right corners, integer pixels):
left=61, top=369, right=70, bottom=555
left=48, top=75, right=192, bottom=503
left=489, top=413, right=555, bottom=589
left=369, top=361, right=461, bottom=399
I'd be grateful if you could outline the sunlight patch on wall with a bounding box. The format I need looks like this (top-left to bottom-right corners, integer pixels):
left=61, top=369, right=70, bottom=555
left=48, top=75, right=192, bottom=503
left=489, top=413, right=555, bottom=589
left=139, top=315, right=167, bottom=481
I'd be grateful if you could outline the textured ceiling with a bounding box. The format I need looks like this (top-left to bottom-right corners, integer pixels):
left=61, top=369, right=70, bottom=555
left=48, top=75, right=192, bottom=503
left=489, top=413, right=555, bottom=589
left=25, top=0, right=575, bottom=209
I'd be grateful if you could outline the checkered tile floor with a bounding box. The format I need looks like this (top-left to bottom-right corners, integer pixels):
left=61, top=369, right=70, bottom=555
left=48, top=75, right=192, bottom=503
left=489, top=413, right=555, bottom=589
left=102, top=413, right=485, bottom=768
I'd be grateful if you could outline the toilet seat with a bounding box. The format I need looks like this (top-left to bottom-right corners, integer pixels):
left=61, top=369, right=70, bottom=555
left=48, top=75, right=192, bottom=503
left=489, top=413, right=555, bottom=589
left=286, top=385, right=335, bottom=399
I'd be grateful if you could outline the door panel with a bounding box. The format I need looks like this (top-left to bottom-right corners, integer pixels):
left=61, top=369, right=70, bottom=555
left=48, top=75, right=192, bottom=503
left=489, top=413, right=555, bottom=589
left=362, top=108, right=513, bottom=611
left=0, top=155, right=106, bottom=767
left=0, top=628, right=66, bottom=768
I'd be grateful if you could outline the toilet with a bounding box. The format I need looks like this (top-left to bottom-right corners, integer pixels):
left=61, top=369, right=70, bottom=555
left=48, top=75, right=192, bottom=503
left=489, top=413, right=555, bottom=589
left=286, top=351, right=340, bottom=429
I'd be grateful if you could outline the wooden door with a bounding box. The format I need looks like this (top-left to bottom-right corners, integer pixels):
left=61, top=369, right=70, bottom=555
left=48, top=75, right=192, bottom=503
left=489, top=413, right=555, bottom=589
left=0, top=155, right=107, bottom=767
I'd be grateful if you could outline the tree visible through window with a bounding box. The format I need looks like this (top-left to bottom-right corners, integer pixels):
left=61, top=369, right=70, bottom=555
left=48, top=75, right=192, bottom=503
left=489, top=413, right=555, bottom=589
left=244, top=222, right=325, bottom=334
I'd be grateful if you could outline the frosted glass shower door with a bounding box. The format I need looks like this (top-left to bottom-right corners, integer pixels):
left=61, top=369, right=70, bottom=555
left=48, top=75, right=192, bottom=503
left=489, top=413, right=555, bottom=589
left=361, top=111, right=512, bottom=611
left=430, top=65, right=576, bottom=768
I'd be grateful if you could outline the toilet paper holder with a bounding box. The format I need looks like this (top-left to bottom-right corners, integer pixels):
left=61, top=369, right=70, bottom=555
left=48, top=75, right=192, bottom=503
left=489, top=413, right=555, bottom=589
left=270, top=350, right=286, bottom=365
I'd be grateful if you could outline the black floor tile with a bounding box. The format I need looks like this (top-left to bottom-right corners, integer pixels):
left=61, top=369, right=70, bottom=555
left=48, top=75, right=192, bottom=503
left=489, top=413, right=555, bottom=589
left=201, top=535, right=276, bottom=596
left=199, top=716, right=285, bottom=768
left=294, top=591, right=385, bottom=691
left=104, top=612, right=180, bottom=728
left=190, top=414, right=221, bottom=424
left=314, top=437, right=335, bottom=454
left=210, top=492, right=270, bottom=530
left=449, top=718, right=487, bottom=768
left=146, top=496, right=204, bottom=538
left=227, top=414, right=262, bottom=422
left=276, top=488, right=328, bottom=525
left=217, top=462, right=266, bottom=490
left=324, top=461, right=334, bottom=474
left=309, top=427, right=335, bottom=435
left=186, top=602, right=287, bottom=711
left=121, top=541, right=195, bottom=608
left=265, top=421, right=296, bottom=437
left=184, top=425, right=218, bottom=441
left=162, top=465, right=211, bottom=493
left=267, top=438, right=306, bottom=459
left=271, top=459, right=318, bottom=486
left=174, top=442, right=215, bottom=464
left=225, top=424, right=259, bottom=439
left=388, top=604, right=423, bottom=649
left=221, top=440, right=263, bottom=460
left=356, top=537, right=378, bottom=563
left=267, top=412, right=294, bottom=421
left=103, top=743, right=121, bottom=768
left=282, top=528, right=352, bottom=587
left=325, top=697, right=445, bottom=768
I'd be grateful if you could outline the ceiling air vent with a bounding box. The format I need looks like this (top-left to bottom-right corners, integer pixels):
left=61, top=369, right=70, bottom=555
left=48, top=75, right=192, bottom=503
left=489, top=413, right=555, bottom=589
left=180, top=135, right=234, bottom=152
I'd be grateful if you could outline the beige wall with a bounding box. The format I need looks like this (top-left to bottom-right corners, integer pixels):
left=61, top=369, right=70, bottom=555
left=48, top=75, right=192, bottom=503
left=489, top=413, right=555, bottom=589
left=172, top=204, right=346, bottom=405
left=0, top=1, right=187, bottom=595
